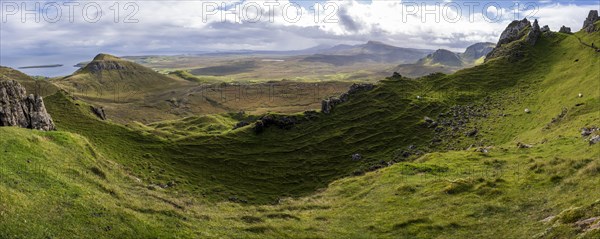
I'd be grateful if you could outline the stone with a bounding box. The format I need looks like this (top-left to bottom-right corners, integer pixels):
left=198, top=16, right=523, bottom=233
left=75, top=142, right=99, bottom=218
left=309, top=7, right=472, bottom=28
left=0, top=80, right=55, bottom=131
left=578, top=93, right=584, bottom=98
left=351, top=153, right=362, bottom=161
left=541, top=25, right=551, bottom=33
left=525, top=108, right=531, bottom=113
left=559, top=26, right=572, bottom=34
left=590, top=135, right=600, bottom=145
left=581, top=126, right=598, bottom=137
left=517, top=142, right=532, bottom=149
left=91, top=106, right=106, bottom=120
left=583, top=10, right=599, bottom=33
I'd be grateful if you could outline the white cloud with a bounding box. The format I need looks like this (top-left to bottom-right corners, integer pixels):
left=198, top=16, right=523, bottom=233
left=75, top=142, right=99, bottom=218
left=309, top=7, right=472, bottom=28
left=0, top=0, right=598, bottom=67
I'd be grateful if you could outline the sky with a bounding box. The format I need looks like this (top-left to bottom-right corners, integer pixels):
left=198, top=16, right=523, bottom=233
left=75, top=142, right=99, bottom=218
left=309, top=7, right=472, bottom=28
left=0, top=0, right=598, bottom=76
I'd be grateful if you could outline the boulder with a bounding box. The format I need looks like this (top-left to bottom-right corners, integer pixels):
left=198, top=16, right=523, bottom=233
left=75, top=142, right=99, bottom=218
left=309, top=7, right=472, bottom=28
left=0, top=80, right=55, bottom=131
left=351, top=153, right=362, bottom=161
left=581, top=126, right=598, bottom=137
left=91, top=106, right=107, bottom=120
left=517, top=142, right=532, bottom=149
left=559, top=26, right=572, bottom=34
left=583, top=10, right=599, bottom=33
left=590, top=135, right=600, bottom=145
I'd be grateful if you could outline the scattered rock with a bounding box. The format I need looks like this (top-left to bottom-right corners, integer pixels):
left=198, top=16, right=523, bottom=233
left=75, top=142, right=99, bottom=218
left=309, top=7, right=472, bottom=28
left=545, top=107, right=568, bottom=129
left=578, top=93, right=583, bottom=98
left=423, top=116, right=438, bottom=128
left=91, top=106, right=107, bottom=120
left=524, top=108, right=531, bottom=114
left=517, top=142, right=532, bottom=149
left=581, top=126, right=599, bottom=137
left=559, top=26, right=572, bottom=34
left=583, top=10, right=599, bottom=33
left=351, top=153, right=362, bottom=161
left=590, top=135, right=600, bottom=145
left=0, top=80, right=55, bottom=131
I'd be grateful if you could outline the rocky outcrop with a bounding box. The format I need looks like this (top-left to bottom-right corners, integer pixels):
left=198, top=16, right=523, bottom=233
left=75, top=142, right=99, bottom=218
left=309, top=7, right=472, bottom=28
left=0, top=80, right=55, bottom=131
left=322, top=84, right=374, bottom=114
left=486, top=18, right=536, bottom=62
left=559, top=26, right=572, bottom=34
left=496, top=19, right=531, bottom=47
left=583, top=10, right=599, bottom=33
left=541, top=25, right=551, bottom=33
left=527, top=19, right=542, bottom=45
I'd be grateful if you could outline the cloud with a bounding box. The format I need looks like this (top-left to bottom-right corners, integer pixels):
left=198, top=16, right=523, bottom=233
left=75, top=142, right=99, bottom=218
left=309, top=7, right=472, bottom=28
left=0, top=0, right=598, bottom=67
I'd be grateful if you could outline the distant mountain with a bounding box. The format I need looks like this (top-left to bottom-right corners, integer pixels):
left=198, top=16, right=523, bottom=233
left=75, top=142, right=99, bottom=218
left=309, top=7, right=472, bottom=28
left=393, top=42, right=495, bottom=78
left=417, top=49, right=463, bottom=67
left=301, top=41, right=434, bottom=66
left=461, top=42, right=495, bottom=62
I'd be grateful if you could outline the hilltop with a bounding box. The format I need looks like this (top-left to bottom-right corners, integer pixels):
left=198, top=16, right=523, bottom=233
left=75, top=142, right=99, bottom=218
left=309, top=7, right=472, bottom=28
left=57, top=53, right=185, bottom=97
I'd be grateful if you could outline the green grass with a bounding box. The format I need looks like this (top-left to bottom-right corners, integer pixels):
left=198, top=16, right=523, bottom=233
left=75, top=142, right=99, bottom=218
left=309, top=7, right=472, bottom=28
left=1, top=23, right=599, bottom=238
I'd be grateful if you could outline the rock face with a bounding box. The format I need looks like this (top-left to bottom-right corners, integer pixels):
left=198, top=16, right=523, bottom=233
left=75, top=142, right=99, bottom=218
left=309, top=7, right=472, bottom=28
left=527, top=19, right=542, bottom=45
left=321, top=84, right=374, bottom=114
left=559, top=26, right=572, bottom=34
left=0, top=80, right=55, bottom=131
left=496, top=19, right=532, bottom=47
left=486, top=18, right=537, bottom=62
left=583, top=10, right=599, bottom=33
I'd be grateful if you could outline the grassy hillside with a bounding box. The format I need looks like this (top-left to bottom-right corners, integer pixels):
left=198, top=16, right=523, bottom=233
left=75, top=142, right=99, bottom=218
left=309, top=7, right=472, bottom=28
left=1, top=20, right=599, bottom=238
left=0, top=66, right=59, bottom=97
